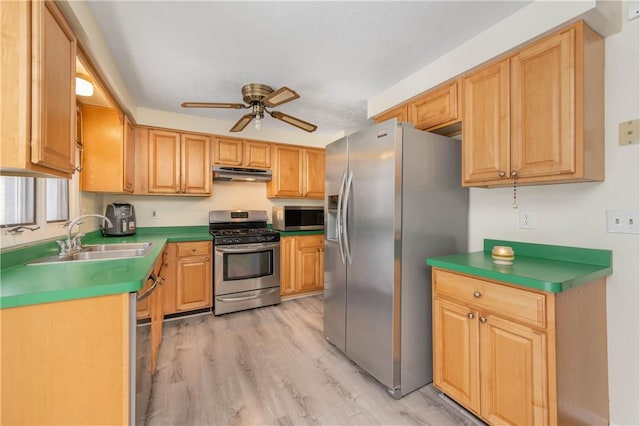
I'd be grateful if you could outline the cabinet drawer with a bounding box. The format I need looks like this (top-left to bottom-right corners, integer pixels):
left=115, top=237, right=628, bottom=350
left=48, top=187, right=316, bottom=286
left=176, top=241, right=211, bottom=257
left=297, top=235, right=324, bottom=249
left=433, top=269, right=546, bottom=328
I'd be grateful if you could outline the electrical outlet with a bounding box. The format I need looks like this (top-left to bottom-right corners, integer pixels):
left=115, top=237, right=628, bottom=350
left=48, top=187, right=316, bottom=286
left=151, top=210, right=159, bottom=220
left=606, top=209, right=640, bottom=234
left=519, top=209, right=535, bottom=229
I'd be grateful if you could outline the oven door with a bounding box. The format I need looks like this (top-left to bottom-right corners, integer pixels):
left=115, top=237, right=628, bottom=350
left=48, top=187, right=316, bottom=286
left=214, top=241, right=280, bottom=296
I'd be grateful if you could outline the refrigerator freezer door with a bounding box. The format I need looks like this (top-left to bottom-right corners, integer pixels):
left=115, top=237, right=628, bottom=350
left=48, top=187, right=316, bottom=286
left=345, top=121, right=400, bottom=391
left=323, top=137, right=348, bottom=352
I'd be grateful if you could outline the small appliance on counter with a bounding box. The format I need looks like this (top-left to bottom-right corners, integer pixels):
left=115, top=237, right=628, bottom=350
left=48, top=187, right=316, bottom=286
left=102, top=203, right=136, bottom=236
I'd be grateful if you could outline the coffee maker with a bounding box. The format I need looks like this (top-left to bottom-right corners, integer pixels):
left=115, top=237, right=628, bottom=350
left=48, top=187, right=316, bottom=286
left=102, top=203, right=136, bottom=236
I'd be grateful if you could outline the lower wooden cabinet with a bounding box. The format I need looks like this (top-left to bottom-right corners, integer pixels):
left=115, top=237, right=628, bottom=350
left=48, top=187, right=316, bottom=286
left=432, top=268, right=609, bottom=426
left=0, top=293, right=131, bottom=425
left=162, top=241, right=212, bottom=315
left=280, top=234, right=324, bottom=296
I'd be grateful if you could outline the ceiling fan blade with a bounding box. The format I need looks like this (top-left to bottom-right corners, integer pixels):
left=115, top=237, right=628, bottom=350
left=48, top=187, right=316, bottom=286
left=270, top=111, right=317, bottom=133
left=181, top=102, right=246, bottom=109
left=230, top=114, right=254, bottom=132
left=262, top=86, right=300, bottom=108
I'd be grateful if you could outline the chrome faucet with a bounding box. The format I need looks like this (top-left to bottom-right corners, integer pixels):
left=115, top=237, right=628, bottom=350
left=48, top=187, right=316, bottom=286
left=57, top=214, right=113, bottom=255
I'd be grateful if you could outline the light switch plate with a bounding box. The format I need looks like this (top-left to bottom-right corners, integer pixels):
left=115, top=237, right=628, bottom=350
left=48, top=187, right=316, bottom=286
left=606, top=209, right=640, bottom=234
left=619, top=119, right=640, bottom=145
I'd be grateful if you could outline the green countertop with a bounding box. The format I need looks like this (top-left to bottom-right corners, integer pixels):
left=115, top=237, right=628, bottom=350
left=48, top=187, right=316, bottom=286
left=426, top=239, right=612, bottom=293
left=0, top=226, right=212, bottom=309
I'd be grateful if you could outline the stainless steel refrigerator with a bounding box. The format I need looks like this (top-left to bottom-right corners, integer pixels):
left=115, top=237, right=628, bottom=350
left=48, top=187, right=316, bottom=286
left=323, top=119, right=468, bottom=398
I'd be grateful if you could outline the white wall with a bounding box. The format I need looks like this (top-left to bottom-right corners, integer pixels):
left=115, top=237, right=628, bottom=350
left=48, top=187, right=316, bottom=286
left=371, top=3, right=639, bottom=423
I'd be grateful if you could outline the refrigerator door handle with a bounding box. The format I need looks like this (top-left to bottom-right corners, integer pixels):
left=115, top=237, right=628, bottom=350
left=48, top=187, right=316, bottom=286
left=342, top=171, right=354, bottom=264
left=336, top=172, right=347, bottom=264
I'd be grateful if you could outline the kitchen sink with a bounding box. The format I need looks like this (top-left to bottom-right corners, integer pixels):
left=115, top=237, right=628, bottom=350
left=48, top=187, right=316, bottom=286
left=28, top=241, right=156, bottom=265
left=83, top=242, right=154, bottom=252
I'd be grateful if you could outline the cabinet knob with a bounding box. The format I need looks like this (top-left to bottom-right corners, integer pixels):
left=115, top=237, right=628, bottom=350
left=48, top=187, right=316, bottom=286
left=192, top=248, right=196, bottom=252
left=163, top=262, right=169, bottom=267
left=175, top=187, right=180, bottom=193
left=499, top=171, right=506, bottom=177
left=205, top=257, right=210, bottom=261
left=467, top=312, right=475, bottom=319
left=479, top=316, right=487, bottom=324
left=511, top=170, right=518, bottom=177
left=473, top=291, right=481, bottom=298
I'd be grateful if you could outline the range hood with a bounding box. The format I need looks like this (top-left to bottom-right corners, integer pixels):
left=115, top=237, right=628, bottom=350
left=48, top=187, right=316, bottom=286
left=212, top=166, right=272, bottom=182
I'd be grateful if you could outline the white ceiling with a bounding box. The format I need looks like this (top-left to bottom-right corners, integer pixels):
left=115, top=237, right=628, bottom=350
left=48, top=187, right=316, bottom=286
left=86, top=1, right=531, bottom=138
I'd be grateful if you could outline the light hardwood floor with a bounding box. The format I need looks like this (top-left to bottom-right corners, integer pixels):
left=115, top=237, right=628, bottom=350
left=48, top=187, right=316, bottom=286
left=137, top=296, right=483, bottom=426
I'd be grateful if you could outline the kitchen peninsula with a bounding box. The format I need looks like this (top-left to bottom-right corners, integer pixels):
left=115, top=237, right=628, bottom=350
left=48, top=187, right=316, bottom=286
left=428, top=239, right=613, bottom=425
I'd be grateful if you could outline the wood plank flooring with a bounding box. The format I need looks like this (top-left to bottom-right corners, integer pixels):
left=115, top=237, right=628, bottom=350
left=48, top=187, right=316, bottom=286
left=137, top=295, right=483, bottom=426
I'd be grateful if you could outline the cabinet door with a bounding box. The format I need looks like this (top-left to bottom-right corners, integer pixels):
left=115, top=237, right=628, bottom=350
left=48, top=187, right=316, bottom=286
left=244, top=140, right=271, bottom=168
left=268, top=144, right=303, bottom=198
left=161, top=243, right=178, bottom=315
left=123, top=115, right=135, bottom=193
left=375, top=104, right=409, bottom=124
left=175, top=255, right=212, bottom=312
left=148, top=129, right=181, bottom=194
left=479, top=314, right=548, bottom=426
left=303, top=149, right=325, bottom=199
left=433, top=297, right=480, bottom=414
left=213, top=136, right=243, bottom=165
left=462, top=59, right=510, bottom=185
left=280, top=237, right=296, bottom=295
left=410, top=80, right=460, bottom=131
left=181, top=133, right=211, bottom=195
left=80, top=105, right=125, bottom=192
left=510, top=27, right=575, bottom=179
left=295, top=235, right=324, bottom=292
left=30, top=0, right=76, bottom=176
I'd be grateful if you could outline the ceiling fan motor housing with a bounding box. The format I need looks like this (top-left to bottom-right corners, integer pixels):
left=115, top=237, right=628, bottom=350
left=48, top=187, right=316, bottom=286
left=242, top=83, right=274, bottom=104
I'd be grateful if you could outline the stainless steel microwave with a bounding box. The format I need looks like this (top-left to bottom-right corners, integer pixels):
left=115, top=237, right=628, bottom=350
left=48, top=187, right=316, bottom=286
left=272, top=206, right=324, bottom=231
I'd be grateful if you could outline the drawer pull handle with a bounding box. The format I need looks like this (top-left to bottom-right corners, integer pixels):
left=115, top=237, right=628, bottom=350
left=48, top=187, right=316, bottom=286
left=473, top=291, right=481, bottom=298
left=467, top=313, right=474, bottom=319
left=479, top=316, right=487, bottom=324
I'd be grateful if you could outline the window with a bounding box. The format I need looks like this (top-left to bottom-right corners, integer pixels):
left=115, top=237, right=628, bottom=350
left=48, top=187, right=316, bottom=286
left=0, top=176, right=69, bottom=228
left=46, top=178, right=69, bottom=223
left=0, top=176, right=36, bottom=227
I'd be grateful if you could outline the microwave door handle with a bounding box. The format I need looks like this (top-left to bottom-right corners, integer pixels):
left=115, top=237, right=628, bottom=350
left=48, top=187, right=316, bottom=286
left=342, top=171, right=353, bottom=265
left=336, top=172, right=347, bottom=264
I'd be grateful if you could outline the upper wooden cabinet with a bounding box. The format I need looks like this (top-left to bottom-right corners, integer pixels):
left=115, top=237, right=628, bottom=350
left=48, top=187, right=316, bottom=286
left=409, top=80, right=461, bottom=131
left=303, top=148, right=325, bottom=198
left=374, top=105, right=409, bottom=124
left=140, top=128, right=211, bottom=196
left=268, top=144, right=325, bottom=199
left=1, top=0, right=76, bottom=178
left=80, top=105, right=135, bottom=193
left=213, top=136, right=271, bottom=168
left=462, top=21, right=604, bottom=187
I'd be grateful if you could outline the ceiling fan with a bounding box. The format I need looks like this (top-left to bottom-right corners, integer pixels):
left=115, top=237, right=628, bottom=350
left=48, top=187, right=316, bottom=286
left=181, top=83, right=317, bottom=133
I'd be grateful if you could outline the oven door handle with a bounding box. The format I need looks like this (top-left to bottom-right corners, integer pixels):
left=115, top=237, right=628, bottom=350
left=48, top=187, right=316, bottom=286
left=215, top=242, right=280, bottom=253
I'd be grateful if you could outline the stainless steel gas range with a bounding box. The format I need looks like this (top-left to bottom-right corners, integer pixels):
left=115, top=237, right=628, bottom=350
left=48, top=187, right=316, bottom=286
left=209, top=210, right=281, bottom=315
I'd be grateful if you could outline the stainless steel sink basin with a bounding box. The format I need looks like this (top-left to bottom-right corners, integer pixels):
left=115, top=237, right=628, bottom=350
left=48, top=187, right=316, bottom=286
left=83, top=242, right=154, bottom=252
left=28, top=241, right=156, bottom=265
